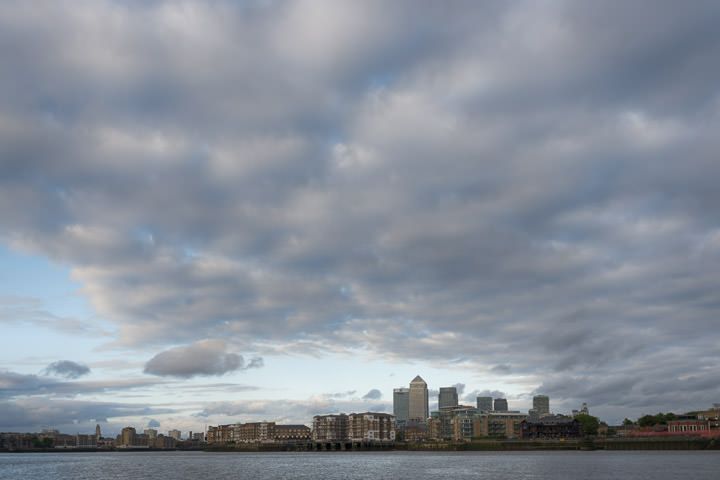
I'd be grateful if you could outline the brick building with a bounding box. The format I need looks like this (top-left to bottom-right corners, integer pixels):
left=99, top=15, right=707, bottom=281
left=521, top=415, right=582, bottom=439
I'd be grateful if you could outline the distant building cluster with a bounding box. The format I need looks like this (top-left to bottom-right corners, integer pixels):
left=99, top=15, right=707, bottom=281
left=206, top=422, right=311, bottom=444
left=205, top=413, right=395, bottom=446
left=117, top=426, right=182, bottom=449
left=0, top=424, right=205, bottom=451
left=392, top=376, right=578, bottom=441
left=3, top=381, right=720, bottom=451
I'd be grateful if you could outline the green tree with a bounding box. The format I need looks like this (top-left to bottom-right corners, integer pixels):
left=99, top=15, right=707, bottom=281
left=638, top=412, right=676, bottom=427
left=31, top=436, right=53, bottom=448
left=574, top=414, right=600, bottom=436
left=622, top=418, right=634, bottom=426
left=637, top=414, right=656, bottom=427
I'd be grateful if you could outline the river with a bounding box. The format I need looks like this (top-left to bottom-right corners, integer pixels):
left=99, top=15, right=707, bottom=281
left=0, top=450, right=717, bottom=479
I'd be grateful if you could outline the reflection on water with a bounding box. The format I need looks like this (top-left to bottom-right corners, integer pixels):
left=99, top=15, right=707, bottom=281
left=0, top=450, right=717, bottom=480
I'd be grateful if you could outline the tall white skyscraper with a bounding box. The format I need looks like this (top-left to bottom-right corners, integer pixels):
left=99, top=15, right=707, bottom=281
left=408, top=375, right=429, bottom=424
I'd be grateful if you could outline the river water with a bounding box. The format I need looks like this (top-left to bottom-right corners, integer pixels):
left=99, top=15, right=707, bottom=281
left=0, top=450, right=717, bottom=479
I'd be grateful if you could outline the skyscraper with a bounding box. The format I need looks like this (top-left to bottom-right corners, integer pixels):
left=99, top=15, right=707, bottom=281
left=393, top=388, right=410, bottom=429
left=494, top=398, right=508, bottom=411
left=438, top=387, right=458, bottom=409
left=476, top=396, right=493, bottom=412
left=533, top=395, right=550, bottom=416
left=408, top=375, right=429, bottom=424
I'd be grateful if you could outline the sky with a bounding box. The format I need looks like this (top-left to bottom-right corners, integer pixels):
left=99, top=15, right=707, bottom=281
left=1, top=0, right=720, bottom=437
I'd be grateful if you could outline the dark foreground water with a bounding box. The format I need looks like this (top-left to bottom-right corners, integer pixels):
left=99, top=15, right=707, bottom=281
left=0, top=450, right=717, bottom=479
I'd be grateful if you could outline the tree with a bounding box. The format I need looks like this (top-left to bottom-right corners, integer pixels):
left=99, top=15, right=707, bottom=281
left=574, top=414, right=600, bottom=436
left=638, top=412, right=676, bottom=427
left=622, top=418, right=634, bottom=426
left=637, top=414, right=656, bottom=427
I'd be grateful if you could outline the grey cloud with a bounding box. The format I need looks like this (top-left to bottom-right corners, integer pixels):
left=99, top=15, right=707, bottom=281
left=324, top=391, right=356, bottom=399
left=463, top=390, right=507, bottom=404
left=147, top=419, right=161, bottom=428
left=246, top=357, right=264, bottom=369
left=1, top=0, right=720, bottom=424
left=195, top=397, right=393, bottom=424
left=362, top=389, right=382, bottom=400
left=452, top=383, right=466, bottom=396
left=490, top=365, right=511, bottom=374
left=143, top=340, right=262, bottom=378
left=534, top=366, right=720, bottom=424
left=0, top=369, right=169, bottom=400
left=44, top=360, right=91, bottom=379
left=0, top=398, right=173, bottom=432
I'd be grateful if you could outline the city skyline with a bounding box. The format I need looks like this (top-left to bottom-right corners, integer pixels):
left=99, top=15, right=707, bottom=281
left=2, top=0, right=720, bottom=435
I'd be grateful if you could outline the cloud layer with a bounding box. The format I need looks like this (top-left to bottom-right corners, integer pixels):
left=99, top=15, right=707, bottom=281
left=1, top=0, right=720, bottom=420
left=43, top=360, right=91, bottom=379
left=144, top=339, right=263, bottom=378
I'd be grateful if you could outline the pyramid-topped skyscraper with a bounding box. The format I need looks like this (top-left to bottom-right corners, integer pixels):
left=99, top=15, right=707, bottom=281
left=408, top=375, right=429, bottom=425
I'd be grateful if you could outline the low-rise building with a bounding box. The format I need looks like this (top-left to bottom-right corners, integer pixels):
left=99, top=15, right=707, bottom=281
left=121, top=427, right=136, bottom=447
left=487, top=411, right=527, bottom=438
left=667, top=415, right=711, bottom=434
left=233, top=421, right=276, bottom=443
left=521, top=415, right=582, bottom=439
left=74, top=434, right=97, bottom=448
left=0, top=433, right=34, bottom=450
left=151, top=434, right=176, bottom=449
left=429, top=405, right=478, bottom=441
left=276, top=425, right=311, bottom=442
left=348, top=412, right=395, bottom=442
left=313, top=414, right=349, bottom=441
left=207, top=424, right=233, bottom=444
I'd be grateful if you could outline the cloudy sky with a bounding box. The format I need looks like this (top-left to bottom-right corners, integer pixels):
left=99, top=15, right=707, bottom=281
left=2, top=0, right=720, bottom=436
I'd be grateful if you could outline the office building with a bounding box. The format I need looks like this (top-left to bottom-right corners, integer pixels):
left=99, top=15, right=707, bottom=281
left=409, top=375, right=429, bottom=424
left=439, top=387, right=459, bottom=409
left=494, top=398, right=508, bottom=411
left=393, top=387, right=410, bottom=429
left=476, top=396, right=493, bottom=412
left=533, top=395, right=550, bottom=417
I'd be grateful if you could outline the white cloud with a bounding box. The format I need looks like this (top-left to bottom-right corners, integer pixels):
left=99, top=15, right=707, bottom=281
left=144, top=339, right=262, bottom=378
left=1, top=0, right=720, bottom=426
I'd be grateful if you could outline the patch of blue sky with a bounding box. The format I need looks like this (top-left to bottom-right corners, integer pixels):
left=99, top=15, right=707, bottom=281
left=325, top=129, right=345, bottom=147
left=367, top=72, right=394, bottom=90
left=131, top=228, right=155, bottom=246
left=0, top=245, right=113, bottom=371
left=0, top=244, right=90, bottom=318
